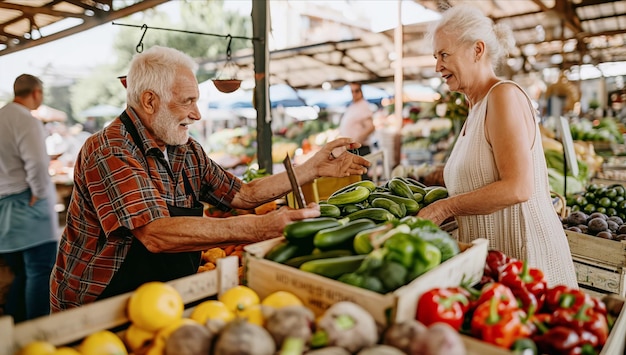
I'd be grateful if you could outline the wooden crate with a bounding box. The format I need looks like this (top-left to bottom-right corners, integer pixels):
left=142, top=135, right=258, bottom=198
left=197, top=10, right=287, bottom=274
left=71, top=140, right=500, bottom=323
left=462, top=297, right=626, bottom=355
left=0, top=256, right=239, bottom=355
left=566, top=230, right=626, bottom=296
left=244, top=237, right=488, bottom=326
left=573, top=257, right=626, bottom=296
left=566, top=230, right=626, bottom=269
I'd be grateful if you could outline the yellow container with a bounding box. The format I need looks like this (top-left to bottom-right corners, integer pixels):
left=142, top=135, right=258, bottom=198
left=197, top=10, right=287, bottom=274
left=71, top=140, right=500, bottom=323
left=287, top=175, right=361, bottom=207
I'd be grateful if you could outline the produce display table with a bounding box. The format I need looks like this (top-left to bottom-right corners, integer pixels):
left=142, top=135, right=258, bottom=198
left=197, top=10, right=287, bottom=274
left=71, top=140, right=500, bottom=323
left=0, top=256, right=238, bottom=355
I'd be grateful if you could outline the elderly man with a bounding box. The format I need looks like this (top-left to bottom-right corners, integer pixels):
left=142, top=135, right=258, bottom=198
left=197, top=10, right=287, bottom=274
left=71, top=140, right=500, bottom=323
left=50, top=46, right=370, bottom=311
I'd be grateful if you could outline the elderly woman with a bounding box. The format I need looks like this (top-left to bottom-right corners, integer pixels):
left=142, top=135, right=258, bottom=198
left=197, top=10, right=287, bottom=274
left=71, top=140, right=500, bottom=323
left=417, top=4, right=577, bottom=288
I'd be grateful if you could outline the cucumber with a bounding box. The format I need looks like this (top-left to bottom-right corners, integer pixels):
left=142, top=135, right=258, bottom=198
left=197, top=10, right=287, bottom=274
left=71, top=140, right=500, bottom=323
left=327, top=186, right=371, bottom=206
left=423, top=186, right=448, bottom=205
left=283, top=217, right=342, bottom=243
left=403, top=177, right=427, bottom=189
left=313, top=219, right=376, bottom=250
left=265, top=241, right=312, bottom=264
left=389, top=178, right=415, bottom=200
left=328, top=180, right=377, bottom=199
left=371, top=197, right=405, bottom=218
left=319, top=204, right=342, bottom=218
left=284, top=249, right=353, bottom=268
left=342, top=203, right=362, bottom=215
left=346, top=207, right=396, bottom=222
left=368, top=192, right=421, bottom=214
left=299, top=254, right=367, bottom=279
left=409, top=185, right=427, bottom=196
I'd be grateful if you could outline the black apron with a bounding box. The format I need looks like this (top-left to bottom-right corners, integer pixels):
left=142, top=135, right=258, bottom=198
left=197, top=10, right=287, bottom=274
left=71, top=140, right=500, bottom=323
left=97, top=112, right=203, bottom=300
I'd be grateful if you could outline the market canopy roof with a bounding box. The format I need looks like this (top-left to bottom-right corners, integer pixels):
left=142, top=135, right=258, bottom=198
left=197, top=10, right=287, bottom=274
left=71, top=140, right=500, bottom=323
left=0, top=0, right=167, bottom=56
left=201, top=0, right=626, bottom=89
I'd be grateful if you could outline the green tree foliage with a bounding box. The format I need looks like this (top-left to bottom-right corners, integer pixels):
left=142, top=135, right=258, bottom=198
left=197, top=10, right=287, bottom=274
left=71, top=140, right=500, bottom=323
left=70, top=0, right=251, bottom=123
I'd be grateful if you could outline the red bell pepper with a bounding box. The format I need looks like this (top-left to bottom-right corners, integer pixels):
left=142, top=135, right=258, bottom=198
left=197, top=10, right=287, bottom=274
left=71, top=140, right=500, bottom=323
left=473, top=282, right=518, bottom=310
left=416, top=287, right=470, bottom=330
left=500, top=260, right=547, bottom=310
left=533, top=326, right=599, bottom=355
left=553, top=304, right=610, bottom=346
left=484, top=249, right=512, bottom=281
left=471, top=296, right=531, bottom=349
left=544, top=285, right=606, bottom=315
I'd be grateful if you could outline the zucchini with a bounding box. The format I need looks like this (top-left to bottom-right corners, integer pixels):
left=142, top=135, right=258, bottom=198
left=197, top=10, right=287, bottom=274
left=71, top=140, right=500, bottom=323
left=265, top=241, right=312, bottom=264
left=346, top=208, right=396, bottom=222
left=389, top=178, right=415, bottom=200
left=327, top=186, right=371, bottom=206
left=319, top=203, right=342, bottom=218
left=368, top=192, right=421, bottom=214
left=313, top=219, right=376, bottom=250
left=328, top=180, right=377, bottom=199
left=283, top=217, right=342, bottom=243
left=284, top=249, right=353, bottom=268
left=353, top=223, right=395, bottom=254
left=371, top=197, right=405, bottom=218
left=299, top=254, right=367, bottom=279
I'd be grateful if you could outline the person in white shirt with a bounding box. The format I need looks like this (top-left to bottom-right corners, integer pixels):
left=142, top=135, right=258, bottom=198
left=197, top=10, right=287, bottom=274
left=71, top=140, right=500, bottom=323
left=338, top=82, right=375, bottom=156
left=0, top=74, right=59, bottom=321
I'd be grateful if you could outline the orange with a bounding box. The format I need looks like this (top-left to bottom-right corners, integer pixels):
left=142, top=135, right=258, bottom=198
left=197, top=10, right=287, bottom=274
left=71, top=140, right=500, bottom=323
left=17, top=341, right=56, bottom=355
left=51, top=348, right=81, bottom=355
left=189, top=300, right=235, bottom=324
left=124, top=323, right=155, bottom=352
left=261, top=291, right=303, bottom=309
left=218, top=285, right=260, bottom=314
left=79, top=330, right=128, bottom=355
left=127, top=282, right=184, bottom=332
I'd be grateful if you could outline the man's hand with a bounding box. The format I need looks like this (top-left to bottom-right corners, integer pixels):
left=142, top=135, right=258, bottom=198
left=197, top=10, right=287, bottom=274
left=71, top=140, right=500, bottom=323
left=311, top=138, right=371, bottom=178
left=253, top=203, right=321, bottom=242
left=29, top=195, right=39, bottom=206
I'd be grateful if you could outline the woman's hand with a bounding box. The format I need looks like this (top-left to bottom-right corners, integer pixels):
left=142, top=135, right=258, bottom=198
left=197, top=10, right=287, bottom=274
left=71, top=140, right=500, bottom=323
left=417, top=199, right=453, bottom=226
left=308, top=137, right=371, bottom=178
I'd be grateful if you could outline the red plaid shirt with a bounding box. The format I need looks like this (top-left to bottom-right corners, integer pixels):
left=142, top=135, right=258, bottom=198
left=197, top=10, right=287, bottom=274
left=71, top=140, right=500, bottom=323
left=50, top=108, right=241, bottom=311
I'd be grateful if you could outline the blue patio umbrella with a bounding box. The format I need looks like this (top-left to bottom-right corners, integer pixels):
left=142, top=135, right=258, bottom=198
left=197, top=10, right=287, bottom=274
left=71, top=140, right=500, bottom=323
left=302, top=85, right=391, bottom=108
left=210, top=84, right=307, bottom=110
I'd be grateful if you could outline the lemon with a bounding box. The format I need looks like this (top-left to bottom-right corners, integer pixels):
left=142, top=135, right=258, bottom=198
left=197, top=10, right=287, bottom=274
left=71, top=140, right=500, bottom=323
left=190, top=300, right=235, bottom=324
left=17, top=341, right=56, bottom=355
left=261, top=291, right=303, bottom=309
left=237, top=303, right=264, bottom=326
left=218, top=285, right=260, bottom=313
left=124, top=323, right=155, bottom=352
left=127, top=282, right=184, bottom=332
left=79, top=330, right=128, bottom=355
left=52, top=347, right=81, bottom=355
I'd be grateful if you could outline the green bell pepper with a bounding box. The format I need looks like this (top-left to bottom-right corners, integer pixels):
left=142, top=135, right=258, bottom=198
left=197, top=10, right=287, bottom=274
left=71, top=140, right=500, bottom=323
left=409, top=238, right=442, bottom=279
left=383, top=233, right=415, bottom=269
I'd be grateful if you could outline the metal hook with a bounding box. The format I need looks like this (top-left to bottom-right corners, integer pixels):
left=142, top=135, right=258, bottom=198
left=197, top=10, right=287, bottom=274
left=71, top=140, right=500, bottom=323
left=226, top=34, right=232, bottom=60
left=136, top=24, right=148, bottom=53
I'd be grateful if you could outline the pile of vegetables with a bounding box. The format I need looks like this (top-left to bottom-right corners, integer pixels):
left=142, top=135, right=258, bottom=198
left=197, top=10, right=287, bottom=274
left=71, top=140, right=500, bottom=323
left=570, top=118, right=624, bottom=144
left=265, top=178, right=457, bottom=293
left=566, top=182, right=626, bottom=220
left=416, top=250, right=621, bottom=354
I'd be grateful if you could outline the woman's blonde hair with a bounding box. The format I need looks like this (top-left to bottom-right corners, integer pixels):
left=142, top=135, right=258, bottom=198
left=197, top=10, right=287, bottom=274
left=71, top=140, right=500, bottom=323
left=427, top=4, right=516, bottom=70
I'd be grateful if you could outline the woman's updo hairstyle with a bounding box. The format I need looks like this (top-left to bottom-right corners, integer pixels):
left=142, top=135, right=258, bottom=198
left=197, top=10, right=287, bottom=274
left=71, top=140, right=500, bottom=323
left=428, top=4, right=516, bottom=70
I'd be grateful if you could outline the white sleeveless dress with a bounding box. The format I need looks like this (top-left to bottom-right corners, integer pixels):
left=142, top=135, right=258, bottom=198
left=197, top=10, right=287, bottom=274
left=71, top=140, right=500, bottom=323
left=443, top=80, right=578, bottom=288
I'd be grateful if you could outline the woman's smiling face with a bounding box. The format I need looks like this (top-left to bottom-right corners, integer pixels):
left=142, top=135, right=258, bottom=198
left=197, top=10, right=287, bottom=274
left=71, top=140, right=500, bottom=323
left=433, top=30, right=475, bottom=94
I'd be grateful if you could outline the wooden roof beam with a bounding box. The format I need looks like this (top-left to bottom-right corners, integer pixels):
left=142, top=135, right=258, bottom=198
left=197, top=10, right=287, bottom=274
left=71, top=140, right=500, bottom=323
left=531, top=0, right=582, bottom=35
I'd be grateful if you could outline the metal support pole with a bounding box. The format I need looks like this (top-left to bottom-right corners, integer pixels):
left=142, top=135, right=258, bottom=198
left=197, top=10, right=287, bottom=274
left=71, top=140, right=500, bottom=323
left=252, top=0, right=272, bottom=173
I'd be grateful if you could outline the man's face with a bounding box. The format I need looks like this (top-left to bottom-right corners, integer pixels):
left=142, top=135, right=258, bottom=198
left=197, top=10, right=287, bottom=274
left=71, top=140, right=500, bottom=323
left=350, top=84, right=363, bottom=102
left=152, top=68, right=201, bottom=146
left=33, top=86, right=44, bottom=109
